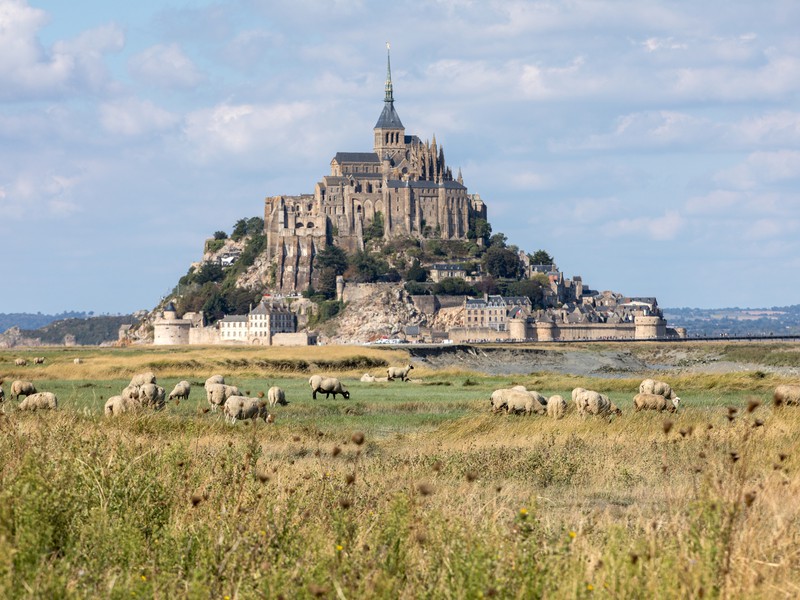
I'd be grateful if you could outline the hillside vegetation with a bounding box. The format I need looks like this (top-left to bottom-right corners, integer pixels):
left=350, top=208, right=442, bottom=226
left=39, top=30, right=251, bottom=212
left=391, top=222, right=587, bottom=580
left=0, top=343, right=798, bottom=598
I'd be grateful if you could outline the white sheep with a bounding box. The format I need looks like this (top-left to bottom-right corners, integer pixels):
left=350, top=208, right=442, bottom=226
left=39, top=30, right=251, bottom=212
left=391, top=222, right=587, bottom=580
left=773, top=384, right=800, bottom=407
left=639, top=378, right=678, bottom=400
left=490, top=388, right=543, bottom=416
left=633, top=393, right=679, bottom=412
left=15, top=358, right=27, bottom=366
left=207, top=383, right=241, bottom=411
left=130, top=372, right=157, bottom=387
left=509, top=386, right=548, bottom=409
left=310, top=376, right=350, bottom=399
left=104, top=395, right=139, bottom=416
left=267, top=386, right=287, bottom=407
left=18, top=391, right=58, bottom=411
left=10, top=380, right=37, bottom=401
left=387, top=364, right=414, bottom=381
left=73, top=358, right=82, bottom=365
left=168, top=380, right=191, bottom=401
left=34, top=357, right=45, bottom=364
left=360, top=373, right=376, bottom=382
left=205, top=375, right=225, bottom=391
left=577, top=390, right=621, bottom=417
left=547, top=395, right=567, bottom=419
left=223, top=395, right=270, bottom=424
left=139, top=383, right=166, bottom=410
left=121, top=384, right=141, bottom=402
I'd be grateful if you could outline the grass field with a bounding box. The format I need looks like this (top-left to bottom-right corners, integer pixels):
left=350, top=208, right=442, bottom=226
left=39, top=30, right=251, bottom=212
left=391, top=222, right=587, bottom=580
left=1, top=344, right=799, bottom=598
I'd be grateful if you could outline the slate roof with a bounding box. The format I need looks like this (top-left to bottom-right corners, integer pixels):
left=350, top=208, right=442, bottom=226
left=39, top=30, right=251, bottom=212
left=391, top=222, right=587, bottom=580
left=333, top=152, right=380, bottom=163
left=375, top=101, right=404, bottom=129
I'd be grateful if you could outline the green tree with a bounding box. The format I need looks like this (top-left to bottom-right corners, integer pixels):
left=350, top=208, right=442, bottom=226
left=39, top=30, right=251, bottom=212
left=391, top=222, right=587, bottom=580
left=489, top=232, right=508, bottom=248
left=529, top=249, right=554, bottom=265
left=201, top=290, right=229, bottom=322
left=231, top=218, right=248, bottom=241
left=405, top=259, right=428, bottom=282
left=213, top=231, right=228, bottom=240
left=194, top=261, right=224, bottom=285
left=317, top=267, right=338, bottom=300
left=484, top=246, right=522, bottom=279
left=432, top=277, right=477, bottom=296
left=501, top=276, right=548, bottom=309
left=316, top=244, right=349, bottom=276
left=363, top=211, right=384, bottom=243
left=346, top=251, right=387, bottom=283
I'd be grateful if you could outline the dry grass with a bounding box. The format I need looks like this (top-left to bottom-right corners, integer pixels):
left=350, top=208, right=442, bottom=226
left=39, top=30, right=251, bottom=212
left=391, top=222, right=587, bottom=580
left=0, top=344, right=798, bottom=598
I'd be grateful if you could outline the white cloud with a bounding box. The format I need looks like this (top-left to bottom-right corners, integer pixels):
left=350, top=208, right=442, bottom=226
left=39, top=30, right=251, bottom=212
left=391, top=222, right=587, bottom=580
left=99, top=98, right=178, bottom=136
left=601, top=210, right=683, bottom=241
left=715, top=150, right=800, bottom=190
left=0, top=171, right=81, bottom=220
left=129, top=43, right=204, bottom=89
left=0, top=1, right=122, bottom=99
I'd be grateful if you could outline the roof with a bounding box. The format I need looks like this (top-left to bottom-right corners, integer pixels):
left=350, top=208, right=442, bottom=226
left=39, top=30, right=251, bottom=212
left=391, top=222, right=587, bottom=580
left=374, top=101, right=404, bottom=129
left=386, top=180, right=466, bottom=190
left=164, top=301, right=177, bottom=312
left=333, top=152, right=380, bottom=164
left=430, top=263, right=465, bottom=271
left=220, top=315, right=247, bottom=323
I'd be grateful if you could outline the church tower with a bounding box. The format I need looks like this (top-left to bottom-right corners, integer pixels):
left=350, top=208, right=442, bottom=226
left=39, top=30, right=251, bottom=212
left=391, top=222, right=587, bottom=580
left=373, top=43, right=405, bottom=160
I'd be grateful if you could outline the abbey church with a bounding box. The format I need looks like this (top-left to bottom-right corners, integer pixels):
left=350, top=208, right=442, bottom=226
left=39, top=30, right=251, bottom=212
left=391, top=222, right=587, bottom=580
left=264, top=49, right=487, bottom=292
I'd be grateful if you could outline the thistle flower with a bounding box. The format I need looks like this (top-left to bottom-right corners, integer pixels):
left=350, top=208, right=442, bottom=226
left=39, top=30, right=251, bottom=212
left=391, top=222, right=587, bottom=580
left=417, top=482, right=434, bottom=496
left=662, top=420, right=673, bottom=435
left=351, top=432, right=365, bottom=445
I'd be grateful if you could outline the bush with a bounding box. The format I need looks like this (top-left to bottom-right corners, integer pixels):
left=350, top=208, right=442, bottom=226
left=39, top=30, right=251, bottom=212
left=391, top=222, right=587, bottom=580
left=432, top=278, right=477, bottom=296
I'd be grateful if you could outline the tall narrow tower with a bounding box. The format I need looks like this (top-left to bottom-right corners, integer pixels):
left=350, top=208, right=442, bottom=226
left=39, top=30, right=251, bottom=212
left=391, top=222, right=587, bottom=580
left=373, top=43, right=405, bottom=159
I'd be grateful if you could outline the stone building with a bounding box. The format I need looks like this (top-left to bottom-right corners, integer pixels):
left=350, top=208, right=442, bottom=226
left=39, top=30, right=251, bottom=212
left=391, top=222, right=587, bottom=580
left=264, top=47, right=487, bottom=292
left=464, top=295, right=533, bottom=331
left=219, top=300, right=297, bottom=344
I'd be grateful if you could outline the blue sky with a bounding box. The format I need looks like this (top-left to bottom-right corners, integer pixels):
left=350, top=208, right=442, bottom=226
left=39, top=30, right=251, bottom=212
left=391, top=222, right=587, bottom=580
left=1, top=0, right=799, bottom=313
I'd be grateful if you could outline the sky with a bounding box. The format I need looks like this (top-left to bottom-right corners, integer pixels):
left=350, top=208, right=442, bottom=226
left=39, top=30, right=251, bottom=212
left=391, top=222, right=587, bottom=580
left=1, top=0, right=799, bottom=314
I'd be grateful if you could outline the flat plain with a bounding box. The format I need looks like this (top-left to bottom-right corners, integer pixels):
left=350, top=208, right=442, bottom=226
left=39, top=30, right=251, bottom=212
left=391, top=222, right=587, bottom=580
left=1, top=342, right=798, bottom=599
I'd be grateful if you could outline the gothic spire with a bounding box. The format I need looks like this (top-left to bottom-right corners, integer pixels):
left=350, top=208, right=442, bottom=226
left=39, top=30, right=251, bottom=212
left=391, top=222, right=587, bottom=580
left=384, top=42, right=393, bottom=103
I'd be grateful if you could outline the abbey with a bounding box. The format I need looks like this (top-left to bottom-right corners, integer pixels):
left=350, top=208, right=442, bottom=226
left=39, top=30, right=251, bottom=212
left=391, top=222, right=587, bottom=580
left=264, top=48, right=487, bottom=292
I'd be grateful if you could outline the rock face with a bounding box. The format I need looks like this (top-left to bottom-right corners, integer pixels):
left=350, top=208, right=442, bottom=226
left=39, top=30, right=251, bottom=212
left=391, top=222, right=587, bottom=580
left=325, top=283, right=427, bottom=344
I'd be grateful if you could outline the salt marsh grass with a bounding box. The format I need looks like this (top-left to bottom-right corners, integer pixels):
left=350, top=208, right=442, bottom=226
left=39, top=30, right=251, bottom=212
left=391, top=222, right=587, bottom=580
left=0, top=345, right=798, bottom=598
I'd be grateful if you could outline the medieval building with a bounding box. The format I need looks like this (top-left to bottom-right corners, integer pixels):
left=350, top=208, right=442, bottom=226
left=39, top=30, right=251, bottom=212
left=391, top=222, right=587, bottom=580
left=264, top=48, right=487, bottom=292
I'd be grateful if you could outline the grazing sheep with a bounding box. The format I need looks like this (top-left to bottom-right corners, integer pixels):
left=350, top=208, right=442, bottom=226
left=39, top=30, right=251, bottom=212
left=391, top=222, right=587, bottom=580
left=773, top=384, right=800, bottom=407
left=310, top=376, right=350, bottom=400
left=633, top=393, right=680, bottom=412
left=205, top=375, right=225, bottom=391
left=360, top=373, right=376, bottom=383
left=207, top=383, right=241, bottom=411
left=387, top=364, right=414, bottom=381
left=168, top=380, right=191, bottom=401
left=130, top=372, right=157, bottom=387
left=547, top=395, right=568, bottom=419
left=18, top=392, right=58, bottom=411
left=121, top=384, right=141, bottom=402
left=104, top=395, right=140, bottom=416
left=73, top=358, right=82, bottom=365
left=525, top=390, right=548, bottom=408
left=139, top=383, right=166, bottom=410
left=639, top=378, right=678, bottom=400
left=267, top=386, right=287, bottom=407
left=571, top=387, right=587, bottom=407
left=223, top=396, right=270, bottom=424
left=15, top=358, right=27, bottom=366
left=10, top=380, right=37, bottom=401
left=578, top=390, right=621, bottom=417
left=34, top=357, right=45, bottom=364
left=490, top=388, right=543, bottom=416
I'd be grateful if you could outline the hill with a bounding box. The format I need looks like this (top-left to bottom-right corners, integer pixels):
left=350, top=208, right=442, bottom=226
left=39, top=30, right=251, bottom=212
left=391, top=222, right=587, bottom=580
left=0, top=311, right=89, bottom=333
left=663, top=305, right=800, bottom=337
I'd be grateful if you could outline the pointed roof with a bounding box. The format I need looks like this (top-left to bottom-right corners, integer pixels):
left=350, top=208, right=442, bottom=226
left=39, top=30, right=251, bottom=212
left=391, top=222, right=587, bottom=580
left=375, top=43, right=404, bottom=130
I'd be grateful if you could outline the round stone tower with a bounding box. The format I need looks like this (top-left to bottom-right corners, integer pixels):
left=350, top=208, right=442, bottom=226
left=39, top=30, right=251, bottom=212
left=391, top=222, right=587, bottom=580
left=634, top=315, right=666, bottom=340
left=535, top=320, right=556, bottom=342
left=508, top=317, right=528, bottom=341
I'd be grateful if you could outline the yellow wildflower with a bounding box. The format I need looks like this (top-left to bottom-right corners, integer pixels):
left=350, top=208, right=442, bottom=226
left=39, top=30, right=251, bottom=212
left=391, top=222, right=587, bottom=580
left=336, top=545, right=344, bottom=552
left=519, top=507, right=528, bottom=517
left=569, top=531, right=576, bottom=539
left=587, top=584, right=594, bottom=591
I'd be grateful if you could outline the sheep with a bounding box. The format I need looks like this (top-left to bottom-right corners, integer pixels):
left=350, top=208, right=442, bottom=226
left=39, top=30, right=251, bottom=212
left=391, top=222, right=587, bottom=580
left=10, top=380, right=37, bottom=401
left=15, top=358, right=27, bottom=366
left=73, top=358, right=82, bottom=365
left=577, top=390, right=621, bottom=417
left=205, top=375, right=225, bottom=390
left=168, top=380, right=191, bottom=401
left=223, top=395, right=270, bottom=424
left=104, top=395, right=140, bottom=417
left=18, top=392, right=58, bottom=411
left=207, top=383, right=241, bottom=411
left=309, top=376, right=350, bottom=399
left=33, top=357, right=45, bottom=364
left=547, top=395, right=567, bottom=419
left=139, top=383, right=166, bottom=410
left=639, top=378, right=678, bottom=401
left=510, top=386, right=548, bottom=408
left=773, top=384, right=800, bottom=407
left=633, top=393, right=680, bottom=412
left=267, top=386, right=288, bottom=407
left=121, top=384, right=141, bottom=402
left=387, top=364, right=414, bottom=381
left=490, top=388, right=543, bottom=416
left=360, top=373, right=376, bottom=383
left=571, top=387, right=587, bottom=408
left=130, top=372, right=157, bottom=387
